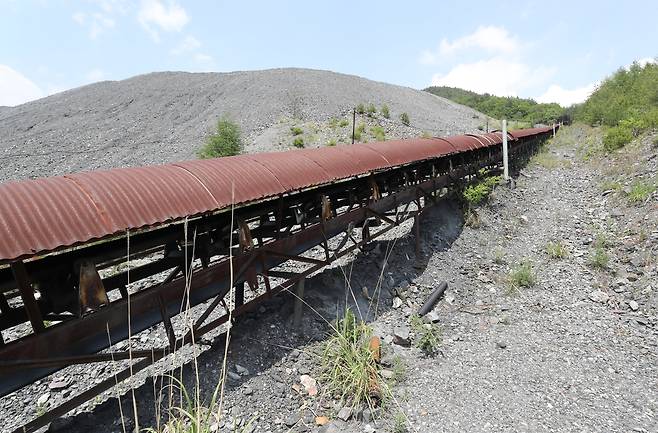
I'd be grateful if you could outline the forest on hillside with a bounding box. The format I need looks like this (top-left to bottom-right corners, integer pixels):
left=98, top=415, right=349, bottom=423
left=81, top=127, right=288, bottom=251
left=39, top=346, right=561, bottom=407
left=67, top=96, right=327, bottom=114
left=424, top=86, right=564, bottom=125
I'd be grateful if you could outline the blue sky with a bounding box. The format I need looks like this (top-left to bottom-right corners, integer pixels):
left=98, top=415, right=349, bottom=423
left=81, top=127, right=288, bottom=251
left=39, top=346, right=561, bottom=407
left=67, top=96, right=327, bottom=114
left=1, top=0, right=656, bottom=107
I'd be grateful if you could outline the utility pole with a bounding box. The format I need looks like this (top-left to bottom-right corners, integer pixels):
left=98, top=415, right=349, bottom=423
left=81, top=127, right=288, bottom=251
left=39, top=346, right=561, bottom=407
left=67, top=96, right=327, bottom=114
left=502, top=119, right=509, bottom=181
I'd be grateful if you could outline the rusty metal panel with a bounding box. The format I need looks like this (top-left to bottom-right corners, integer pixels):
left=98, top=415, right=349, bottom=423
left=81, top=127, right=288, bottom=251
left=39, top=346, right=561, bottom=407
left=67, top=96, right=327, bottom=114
left=67, top=164, right=217, bottom=232
left=443, top=135, right=484, bottom=151
left=247, top=151, right=331, bottom=191
left=0, top=176, right=110, bottom=261
left=508, top=127, right=552, bottom=139
left=297, top=147, right=367, bottom=180
left=174, top=155, right=285, bottom=207
left=362, top=138, right=455, bottom=166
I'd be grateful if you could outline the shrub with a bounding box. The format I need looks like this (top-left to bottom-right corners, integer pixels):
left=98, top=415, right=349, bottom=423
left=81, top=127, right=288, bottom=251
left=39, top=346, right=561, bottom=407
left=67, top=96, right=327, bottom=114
left=320, top=309, right=382, bottom=408
left=381, top=104, right=390, bottom=119
left=197, top=117, right=242, bottom=158
left=603, top=125, right=633, bottom=151
left=508, top=261, right=536, bottom=289
left=328, top=118, right=339, bottom=129
left=293, top=137, right=304, bottom=148
left=410, top=315, right=441, bottom=356
left=421, top=131, right=432, bottom=138
left=327, top=139, right=337, bottom=147
left=590, top=247, right=610, bottom=269
left=290, top=126, right=304, bottom=136
left=371, top=125, right=386, bottom=141
left=627, top=180, right=656, bottom=204
left=400, top=112, right=410, bottom=126
left=366, top=104, right=377, bottom=117
left=339, top=119, right=350, bottom=127
left=545, top=241, right=568, bottom=259
left=463, top=176, right=501, bottom=206
left=356, top=103, right=366, bottom=114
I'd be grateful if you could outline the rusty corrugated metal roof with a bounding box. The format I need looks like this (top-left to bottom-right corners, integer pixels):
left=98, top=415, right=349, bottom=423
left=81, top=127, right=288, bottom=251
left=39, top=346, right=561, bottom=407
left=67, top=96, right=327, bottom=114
left=0, top=128, right=549, bottom=261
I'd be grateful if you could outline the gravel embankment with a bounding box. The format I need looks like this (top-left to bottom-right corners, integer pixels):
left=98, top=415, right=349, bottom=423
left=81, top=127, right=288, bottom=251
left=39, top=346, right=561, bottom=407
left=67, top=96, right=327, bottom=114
left=0, top=68, right=487, bottom=182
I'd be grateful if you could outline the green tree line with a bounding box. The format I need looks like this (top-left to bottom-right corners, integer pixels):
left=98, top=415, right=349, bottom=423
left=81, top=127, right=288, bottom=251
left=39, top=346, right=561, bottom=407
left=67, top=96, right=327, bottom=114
left=573, top=60, right=658, bottom=150
left=424, top=86, right=564, bottom=125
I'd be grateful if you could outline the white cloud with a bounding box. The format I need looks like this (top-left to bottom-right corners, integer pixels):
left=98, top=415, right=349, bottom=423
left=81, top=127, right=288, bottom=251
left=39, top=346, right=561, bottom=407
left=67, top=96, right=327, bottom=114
left=171, top=35, right=201, bottom=55
left=138, top=0, right=189, bottom=42
left=72, top=11, right=115, bottom=39
left=431, top=57, right=554, bottom=97
left=536, top=83, right=597, bottom=107
left=0, top=65, right=43, bottom=107
left=194, top=53, right=213, bottom=62
left=86, top=68, right=106, bottom=83
left=421, top=26, right=521, bottom=64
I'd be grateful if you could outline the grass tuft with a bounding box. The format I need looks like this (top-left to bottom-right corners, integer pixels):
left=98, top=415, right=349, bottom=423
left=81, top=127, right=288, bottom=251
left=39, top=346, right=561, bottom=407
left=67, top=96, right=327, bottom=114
left=545, top=241, right=568, bottom=259
left=627, top=179, right=656, bottom=204
left=590, top=246, right=610, bottom=269
left=320, top=309, right=382, bottom=409
left=400, top=112, right=410, bottom=126
left=508, top=260, right=536, bottom=290
left=381, top=104, right=390, bottom=119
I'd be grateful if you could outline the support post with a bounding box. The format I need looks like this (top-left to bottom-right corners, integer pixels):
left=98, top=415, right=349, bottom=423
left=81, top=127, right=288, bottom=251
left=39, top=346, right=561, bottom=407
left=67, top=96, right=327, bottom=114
left=352, top=108, right=356, bottom=144
left=552, top=122, right=556, bottom=137
left=414, top=214, right=421, bottom=258
left=235, top=281, right=245, bottom=307
left=502, top=119, right=509, bottom=181
left=11, top=261, right=45, bottom=333
left=292, top=278, right=305, bottom=328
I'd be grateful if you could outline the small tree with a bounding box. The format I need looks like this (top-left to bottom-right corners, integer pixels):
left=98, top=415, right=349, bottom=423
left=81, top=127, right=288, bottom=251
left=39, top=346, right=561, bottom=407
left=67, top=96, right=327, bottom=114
left=198, top=117, right=242, bottom=158
left=381, top=104, right=390, bottom=119
left=400, top=112, right=410, bottom=126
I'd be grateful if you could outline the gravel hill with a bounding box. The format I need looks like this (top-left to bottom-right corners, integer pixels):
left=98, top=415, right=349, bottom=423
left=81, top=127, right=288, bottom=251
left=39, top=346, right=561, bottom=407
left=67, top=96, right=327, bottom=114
left=0, top=68, right=487, bottom=182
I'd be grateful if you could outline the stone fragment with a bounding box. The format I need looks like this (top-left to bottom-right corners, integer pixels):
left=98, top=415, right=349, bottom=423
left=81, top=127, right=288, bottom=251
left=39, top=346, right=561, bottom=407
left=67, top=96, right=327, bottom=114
left=588, top=290, right=609, bottom=304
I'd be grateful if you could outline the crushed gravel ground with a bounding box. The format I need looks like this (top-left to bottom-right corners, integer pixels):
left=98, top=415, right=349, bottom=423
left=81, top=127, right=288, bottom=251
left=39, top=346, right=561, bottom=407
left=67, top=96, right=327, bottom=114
left=0, top=68, right=486, bottom=182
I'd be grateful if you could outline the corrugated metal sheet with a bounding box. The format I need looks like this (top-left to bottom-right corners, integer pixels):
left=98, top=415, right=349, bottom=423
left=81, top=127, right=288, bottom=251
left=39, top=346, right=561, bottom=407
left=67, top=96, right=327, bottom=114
left=362, top=138, right=454, bottom=166
left=443, top=135, right=484, bottom=151
left=247, top=151, right=330, bottom=191
left=0, top=176, right=109, bottom=260
left=508, top=126, right=552, bottom=139
left=174, top=155, right=285, bottom=207
left=0, top=128, right=552, bottom=261
left=68, top=165, right=217, bottom=232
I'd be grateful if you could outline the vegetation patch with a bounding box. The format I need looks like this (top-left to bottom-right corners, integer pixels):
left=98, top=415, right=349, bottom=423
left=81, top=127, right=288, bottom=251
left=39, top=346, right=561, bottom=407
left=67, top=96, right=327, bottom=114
left=290, top=126, right=304, bottom=136
left=545, top=241, right=568, bottom=259
left=400, top=112, right=410, bottom=126
left=197, top=117, right=242, bottom=158
left=576, top=61, right=658, bottom=151
left=381, top=104, right=390, bottom=119
left=366, top=103, right=377, bottom=117
left=410, top=315, right=441, bottom=356
left=338, top=119, right=350, bottom=127
left=462, top=175, right=501, bottom=206
left=627, top=179, right=656, bottom=204
left=293, top=137, right=305, bottom=148
left=326, top=139, right=337, bottom=147
left=320, top=309, right=382, bottom=409
left=371, top=125, right=386, bottom=141
left=590, top=247, right=610, bottom=269
left=508, top=260, right=536, bottom=290
left=425, top=85, right=564, bottom=125
left=356, top=103, right=366, bottom=115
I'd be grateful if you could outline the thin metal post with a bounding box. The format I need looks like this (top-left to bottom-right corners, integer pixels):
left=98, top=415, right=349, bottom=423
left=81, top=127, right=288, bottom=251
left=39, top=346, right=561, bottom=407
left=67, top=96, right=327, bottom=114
left=293, top=278, right=305, bottom=328
left=352, top=108, right=356, bottom=144
left=502, top=119, right=509, bottom=181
